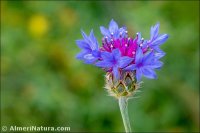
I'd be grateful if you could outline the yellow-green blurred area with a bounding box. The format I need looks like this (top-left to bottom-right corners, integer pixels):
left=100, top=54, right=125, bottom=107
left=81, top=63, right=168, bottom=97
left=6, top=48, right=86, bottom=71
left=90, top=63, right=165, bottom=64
left=1, top=1, right=199, bottom=132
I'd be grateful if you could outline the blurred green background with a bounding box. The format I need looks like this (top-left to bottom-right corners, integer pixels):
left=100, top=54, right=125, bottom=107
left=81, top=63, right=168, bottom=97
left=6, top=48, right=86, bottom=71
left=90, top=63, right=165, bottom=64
left=1, top=1, right=199, bottom=132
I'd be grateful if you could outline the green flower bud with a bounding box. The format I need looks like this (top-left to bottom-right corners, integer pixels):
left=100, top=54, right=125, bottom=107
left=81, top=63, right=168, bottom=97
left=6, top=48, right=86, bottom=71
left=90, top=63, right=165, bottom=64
left=105, top=72, right=140, bottom=98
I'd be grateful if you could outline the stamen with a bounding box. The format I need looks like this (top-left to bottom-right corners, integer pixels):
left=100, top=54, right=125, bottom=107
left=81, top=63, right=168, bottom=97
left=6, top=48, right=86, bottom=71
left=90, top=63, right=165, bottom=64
left=136, top=33, right=139, bottom=39
left=104, top=37, right=109, bottom=48
left=140, top=38, right=144, bottom=46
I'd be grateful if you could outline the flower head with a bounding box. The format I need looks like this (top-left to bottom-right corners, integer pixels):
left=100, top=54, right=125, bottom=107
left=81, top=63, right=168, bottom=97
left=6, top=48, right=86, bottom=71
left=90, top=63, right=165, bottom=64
left=76, top=19, right=169, bottom=97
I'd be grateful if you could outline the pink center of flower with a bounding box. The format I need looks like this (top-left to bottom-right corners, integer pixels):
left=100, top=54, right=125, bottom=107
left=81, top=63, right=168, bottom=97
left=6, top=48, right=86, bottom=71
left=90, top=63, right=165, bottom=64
left=101, top=36, right=138, bottom=58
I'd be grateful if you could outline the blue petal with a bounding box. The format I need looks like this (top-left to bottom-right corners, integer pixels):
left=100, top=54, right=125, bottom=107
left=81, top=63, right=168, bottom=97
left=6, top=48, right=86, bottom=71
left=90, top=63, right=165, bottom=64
left=119, top=26, right=127, bottom=38
left=89, top=30, right=99, bottom=50
left=76, top=40, right=91, bottom=50
left=143, top=52, right=154, bottom=65
left=118, top=56, right=133, bottom=68
left=141, top=68, right=157, bottom=79
left=76, top=51, right=87, bottom=60
left=109, top=19, right=118, bottom=34
left=136, top=68, right=142, bottom=81
left=80, top=30, right=99, bottom=51
left=151, top=34, right=169, bottom=46
left=113, top=66, right=120, bottom=80
left=101, top=51, right=113, bottom=61
left=112, top=48, right=121, bottom=60
left=141, top=40, right=148, bottom=49
left=84, top=58, right=97, bottom=64
left=154, top=51, right=165, bottom=59
left=135, top=47, right=143, bottom=63
left=92, top=50, right=101, bottom=58
left=124, top=64, right=136, bottom=71
left=149, top=60, right=163, bottom=69
left=76, top=50, right=98, bottom=64
left=95, top=60, right=113, bottom=68
left=150, top=23, right=160, bottom=40
left=136, top=32, right=142, bottom=44
left=100, top=26, right=110, bottom=37
left=84, top=53, right=95, bottom=60
left=81, top=30, right=90, bottom=43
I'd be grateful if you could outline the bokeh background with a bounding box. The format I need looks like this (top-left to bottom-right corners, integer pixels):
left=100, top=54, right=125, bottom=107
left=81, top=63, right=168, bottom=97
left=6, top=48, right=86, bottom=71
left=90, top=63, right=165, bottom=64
left=1, top=1, right=199, bottom=132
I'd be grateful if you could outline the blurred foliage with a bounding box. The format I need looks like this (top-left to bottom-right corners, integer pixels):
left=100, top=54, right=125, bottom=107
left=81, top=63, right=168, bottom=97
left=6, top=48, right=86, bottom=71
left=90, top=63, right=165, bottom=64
left=1, top=1, right=199, bottom=132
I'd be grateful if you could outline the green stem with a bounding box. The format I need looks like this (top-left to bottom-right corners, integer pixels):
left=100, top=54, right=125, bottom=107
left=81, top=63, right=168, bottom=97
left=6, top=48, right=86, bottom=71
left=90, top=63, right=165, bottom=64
left=119, top=97, right=132, bottom=133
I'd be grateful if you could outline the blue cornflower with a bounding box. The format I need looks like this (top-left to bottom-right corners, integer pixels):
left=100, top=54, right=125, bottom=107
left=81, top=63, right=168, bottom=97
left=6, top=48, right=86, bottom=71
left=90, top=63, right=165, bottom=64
left=75, top=19, right=169, bottom=101
left=76, top=20, right=168, bottom=82
left=100, top=19, right=127, bottom=40
left=125, top=47, right=163, bottom=81
left=96, top=48, right=133, bottom=79
left=76, top=30, right=101, bottom=64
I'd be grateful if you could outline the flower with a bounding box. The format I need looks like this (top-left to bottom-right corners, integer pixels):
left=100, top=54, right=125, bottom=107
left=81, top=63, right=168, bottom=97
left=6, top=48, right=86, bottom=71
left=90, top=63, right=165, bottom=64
left=76, top=30, right=101, bottom=64
left=96, top=48, right=133, bottom=79
left=76, top=19, right=169, bottom=85
left=100, top=19, right=127, bottom=41
left=125, top=47, right=163, bottom=81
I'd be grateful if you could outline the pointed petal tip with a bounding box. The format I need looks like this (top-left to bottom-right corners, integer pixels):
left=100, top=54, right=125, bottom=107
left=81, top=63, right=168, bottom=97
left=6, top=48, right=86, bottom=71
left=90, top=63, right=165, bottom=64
left=100, top=26, right=110, bottom=37
left=152, top=22, right=160, bottom=29
left=156, top=22, right=160, bottom=26
left=90, top=29, right=94, bottom=33
left=100, top=26, right=104, bottom=30
left=110, top=18, right=115, bottom=22
left=81, top=30, right=88, bottom=38
left=80, top=29, right=85, bottom=34
left=89, top=29, right=94, bottom=37
left=109, top=19, right=119, bottom=33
